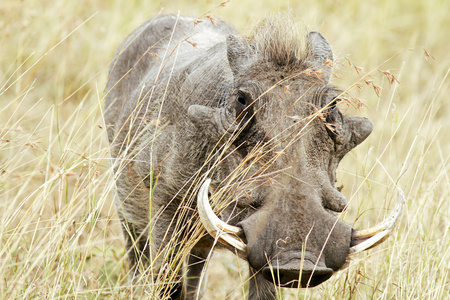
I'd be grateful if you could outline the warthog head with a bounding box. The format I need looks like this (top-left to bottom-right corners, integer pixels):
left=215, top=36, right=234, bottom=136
left=188, top=20, right=404, bottom=289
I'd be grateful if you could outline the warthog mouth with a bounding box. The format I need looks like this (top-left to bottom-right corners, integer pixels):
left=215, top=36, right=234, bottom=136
left=261, top=252, right=334, bottom=288
left=197, top=178, right=405, bottom=285
left=262, top=264, right=333, bottom=288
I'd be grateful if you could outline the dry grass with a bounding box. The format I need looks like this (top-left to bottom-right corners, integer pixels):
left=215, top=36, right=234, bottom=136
left=1, top=0, right=449, bottom=299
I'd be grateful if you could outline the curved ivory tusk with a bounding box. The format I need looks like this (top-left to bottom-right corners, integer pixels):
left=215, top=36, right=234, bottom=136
left=349, top=187, right=406, bottom=254
left=197, top=178, right=247, bottom=253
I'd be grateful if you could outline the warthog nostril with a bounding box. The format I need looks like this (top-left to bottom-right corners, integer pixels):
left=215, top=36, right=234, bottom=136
left=261, top=264, right=333, bottom=288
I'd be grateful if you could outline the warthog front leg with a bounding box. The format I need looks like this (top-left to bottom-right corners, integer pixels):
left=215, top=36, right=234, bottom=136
left=183, top=248, right=210, bottom=299
left=249, top=267, right=276, bottom=300
left=121, top=219, right=151, bottom=277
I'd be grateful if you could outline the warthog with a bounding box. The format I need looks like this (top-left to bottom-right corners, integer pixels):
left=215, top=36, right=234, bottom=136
left=104, top=14, right=404, bottom=299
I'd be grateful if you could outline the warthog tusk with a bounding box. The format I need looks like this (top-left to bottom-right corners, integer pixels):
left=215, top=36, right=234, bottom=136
left=349, top=187, right=406, bottom=254
left=197, top=178, right=247, bottom=253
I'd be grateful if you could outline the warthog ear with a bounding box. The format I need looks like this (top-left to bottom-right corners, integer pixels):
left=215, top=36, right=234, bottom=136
left=307, top=31, right=333, bottom=83
left=187, top=105, right=235, bottom=140
left=227, top=35, right=253, bottom=77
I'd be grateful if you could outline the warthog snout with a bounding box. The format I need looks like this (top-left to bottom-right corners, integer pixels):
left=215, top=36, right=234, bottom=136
left=198, top=178, right=405, bottom=289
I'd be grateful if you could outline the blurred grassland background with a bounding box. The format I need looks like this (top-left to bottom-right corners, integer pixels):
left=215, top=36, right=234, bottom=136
left=0, top=0, right=449, bottom=299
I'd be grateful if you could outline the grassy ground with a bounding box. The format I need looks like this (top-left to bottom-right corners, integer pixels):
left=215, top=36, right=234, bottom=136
left=1, top=0, right=448, bottom=299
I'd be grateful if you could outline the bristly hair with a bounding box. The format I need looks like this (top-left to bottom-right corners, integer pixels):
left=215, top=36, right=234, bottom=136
left=246, top=14, right=307, bottom=70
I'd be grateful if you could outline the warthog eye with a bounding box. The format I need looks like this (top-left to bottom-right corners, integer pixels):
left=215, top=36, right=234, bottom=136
left=328, top=97, right=339, bottom=110
left=235, top=90, right=253, bottom=122
left=326, top=97, right=341, bottom=116
left=325, top=97, right=344, bottom=142
left=236, top=91, right=247, bottom=107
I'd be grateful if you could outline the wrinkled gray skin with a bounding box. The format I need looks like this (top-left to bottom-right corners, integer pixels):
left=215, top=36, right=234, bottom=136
left=105, top=15, right=373, bottom=300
